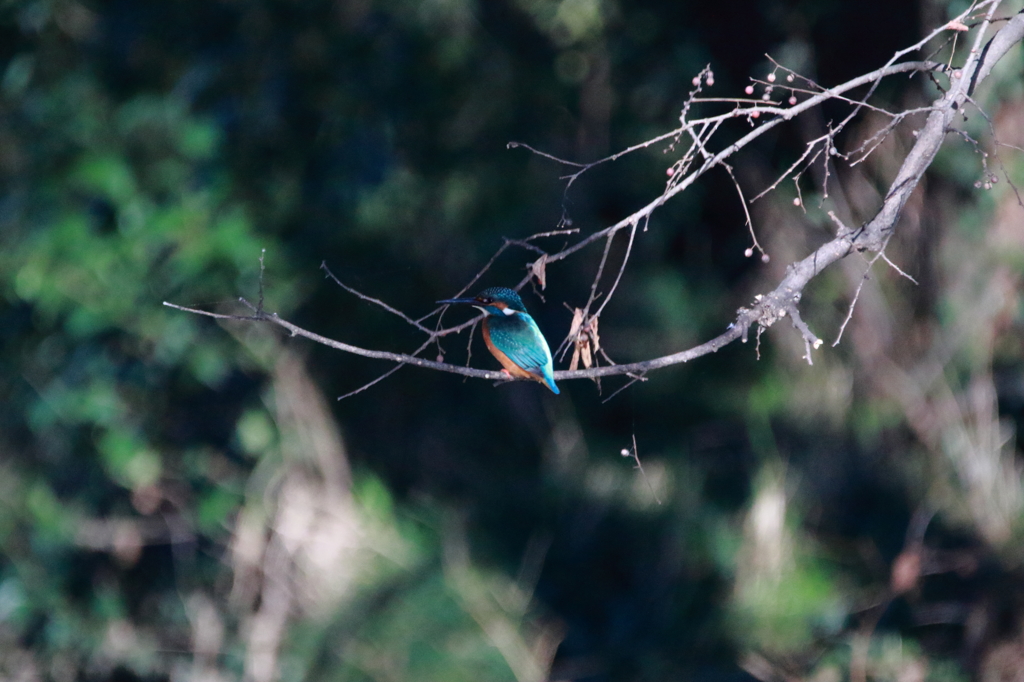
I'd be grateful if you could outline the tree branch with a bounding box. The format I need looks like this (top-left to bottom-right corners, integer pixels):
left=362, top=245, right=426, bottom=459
left=164, top=4, right=1024, bottom=394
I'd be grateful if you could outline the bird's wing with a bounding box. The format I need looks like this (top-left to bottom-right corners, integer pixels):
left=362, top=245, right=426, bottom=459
left=487, top=314, right=553, bottom=375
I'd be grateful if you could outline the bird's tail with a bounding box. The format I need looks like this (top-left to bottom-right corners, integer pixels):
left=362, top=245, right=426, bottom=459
left=541, top=368, right=560, bottom=394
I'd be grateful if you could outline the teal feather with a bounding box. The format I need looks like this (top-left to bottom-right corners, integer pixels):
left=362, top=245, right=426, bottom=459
left=437, top=286, right=560, bottom=394
left=486, top=312, right=560, bottom=394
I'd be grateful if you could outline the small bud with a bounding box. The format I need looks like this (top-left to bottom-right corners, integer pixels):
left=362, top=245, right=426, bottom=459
left=761, top=93, right=771, bottom=101
left=792, top=197, right=801, bottom=206
left=620, top=448, right=630, bottom=457
left=974, top=180, right=982, bottom=188
left=983, top=182, right=992, bottom=190
left=745, top=85, right=754, bottom=95
left=786, top=74, right=794, bottom=82
left=788, top=96, right=797, bottom=106
left=990, top=175, right=998, bottom=184
left=829, top=146, right=838, bottom=155
left=761, top=254, right=770, bottom=263
left=692, top=76, right=701, bottom=87
left=767, top=73, right=776, bottom=83
left=706, top=76, right=714, bottom=86
left=952, top=69, right=962, bottom=79
left=751, top=110, right=760, bottom=118
left=667, top=167, right=675, bottom=176
left=744, top=248, right=754, bottom=257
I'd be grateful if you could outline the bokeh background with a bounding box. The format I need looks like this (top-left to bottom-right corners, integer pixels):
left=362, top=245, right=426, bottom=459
left=2, top=0, right=1024, bottom=680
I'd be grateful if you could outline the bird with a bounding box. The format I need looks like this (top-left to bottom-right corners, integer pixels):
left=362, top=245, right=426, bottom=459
left=437, top=286, right=560, bottom=394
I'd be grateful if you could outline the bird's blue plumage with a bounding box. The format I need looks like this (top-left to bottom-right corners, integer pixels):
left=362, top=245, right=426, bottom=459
left=485, top=312, right=560, bottom=394
left=437, top=286, right=560, bottom=394
left=474, top=287, right=526, bottom=314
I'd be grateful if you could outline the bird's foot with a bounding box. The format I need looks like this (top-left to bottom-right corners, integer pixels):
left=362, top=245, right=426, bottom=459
left=492, top=369, right=516, bottom=388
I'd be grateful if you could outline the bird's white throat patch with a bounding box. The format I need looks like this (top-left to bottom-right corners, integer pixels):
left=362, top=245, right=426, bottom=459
left=473, top=304, right=518, bottom=316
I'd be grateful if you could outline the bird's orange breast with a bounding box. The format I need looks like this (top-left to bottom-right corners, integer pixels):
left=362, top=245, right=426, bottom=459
left=482, top=318, right=544, bottom=383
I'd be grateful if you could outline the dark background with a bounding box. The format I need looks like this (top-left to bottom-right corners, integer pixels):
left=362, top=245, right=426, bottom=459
left=2, top=0, right=1023, bottom=680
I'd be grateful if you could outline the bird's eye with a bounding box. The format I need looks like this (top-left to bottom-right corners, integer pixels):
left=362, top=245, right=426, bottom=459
left=480, top=297, right=492, bottom=304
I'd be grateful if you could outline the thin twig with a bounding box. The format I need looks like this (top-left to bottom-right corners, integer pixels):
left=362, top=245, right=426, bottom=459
left=723, top=164, right=764, bottom=257
left=622, top=433, right=662, bottom=504
left=593, top=218, right=639, bottom=320
left=833, top=251, right=884, bottom=347
left=602, top=374, right=647, bottom=404
left=321, top=262, right=434, bottom=334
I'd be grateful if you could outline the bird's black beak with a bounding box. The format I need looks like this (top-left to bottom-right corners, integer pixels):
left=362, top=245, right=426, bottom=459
left=437, top=297, right=477, bottom=306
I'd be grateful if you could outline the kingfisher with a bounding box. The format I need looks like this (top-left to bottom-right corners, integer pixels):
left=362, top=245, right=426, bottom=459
left=438, top=287, right=560, bottom=394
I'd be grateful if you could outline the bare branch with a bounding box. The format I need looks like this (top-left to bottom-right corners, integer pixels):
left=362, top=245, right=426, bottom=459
left=723, top=164, right=764, bottom=257
left=880, top=252, right=919, bottom=285
left=786, top=303, right=822, bottom=366
left=164, top=6, right=1024, bottom=393
left=593, top=218, right=639, bottom=320
left=601, top=374, right=648, bottom=404
left=833, top=252, right=883, bottom=348
left=621, top=434, right=662, bottom=505
left=533, top=60, right=944, bottom=273
left=321, top=262, right=434, bottom=334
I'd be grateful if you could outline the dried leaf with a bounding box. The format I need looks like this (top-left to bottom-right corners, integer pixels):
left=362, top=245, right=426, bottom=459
left=580, top=339, right=592, bottom=369
left=569, top=344, right=580, bottom=371
left=946, top=19, right=969, bottom=31
left=589, top=316, right=600, bottom=354
left=567, top=307, right=584, bottom=339
left=531, top=254, right=548, bottom=289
